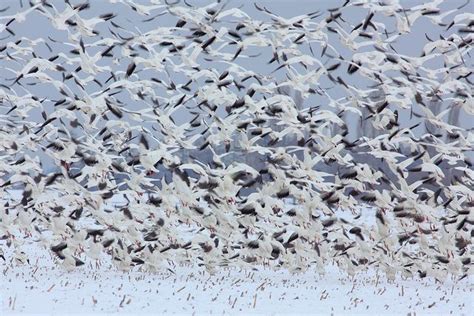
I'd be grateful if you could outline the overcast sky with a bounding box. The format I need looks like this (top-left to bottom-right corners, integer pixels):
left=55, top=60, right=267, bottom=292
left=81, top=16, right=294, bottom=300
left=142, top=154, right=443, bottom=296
left=1, top=0, right=472, bottom=170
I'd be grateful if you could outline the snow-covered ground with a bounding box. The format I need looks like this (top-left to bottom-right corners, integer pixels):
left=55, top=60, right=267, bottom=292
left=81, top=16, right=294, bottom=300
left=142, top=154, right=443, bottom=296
left=1, top=243, right=472, bottom=315
left=1, top=190, right=473, bottom=315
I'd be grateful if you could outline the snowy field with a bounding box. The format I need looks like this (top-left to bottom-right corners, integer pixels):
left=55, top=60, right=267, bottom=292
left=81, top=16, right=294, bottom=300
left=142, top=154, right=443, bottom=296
left=1, top=190, right=473, bottom=315
left=1, top=236, right=472, bottom=315
left=1, top=255, right=472, bottom=315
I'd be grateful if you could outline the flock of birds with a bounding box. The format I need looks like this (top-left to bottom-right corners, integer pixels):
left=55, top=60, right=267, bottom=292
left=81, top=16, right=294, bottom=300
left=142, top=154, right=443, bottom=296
left=0, top=0, right=473, bottom=282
